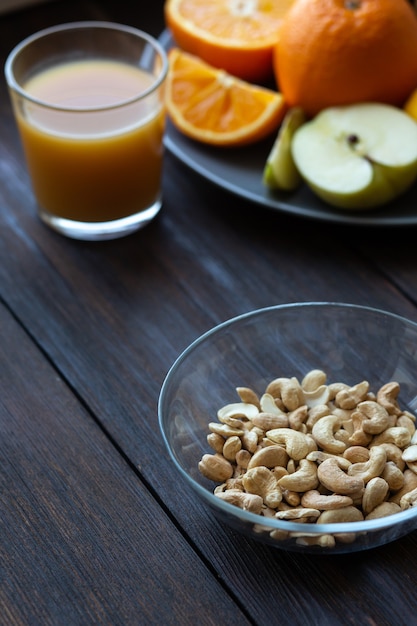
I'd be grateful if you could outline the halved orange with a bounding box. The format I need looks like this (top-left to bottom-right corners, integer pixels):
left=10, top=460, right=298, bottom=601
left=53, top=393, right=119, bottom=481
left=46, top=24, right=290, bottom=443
left=165, top=48, right=287, bottom=147
left=165, top=0, right=295, bottom=82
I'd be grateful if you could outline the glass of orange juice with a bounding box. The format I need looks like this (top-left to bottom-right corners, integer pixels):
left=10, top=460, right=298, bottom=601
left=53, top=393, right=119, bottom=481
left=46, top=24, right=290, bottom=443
left=4, top=22, right=168, bottom=240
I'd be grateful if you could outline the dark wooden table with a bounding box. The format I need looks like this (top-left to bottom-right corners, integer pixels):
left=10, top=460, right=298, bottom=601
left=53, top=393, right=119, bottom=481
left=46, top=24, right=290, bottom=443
left=2, top=1, right=417, bottom=624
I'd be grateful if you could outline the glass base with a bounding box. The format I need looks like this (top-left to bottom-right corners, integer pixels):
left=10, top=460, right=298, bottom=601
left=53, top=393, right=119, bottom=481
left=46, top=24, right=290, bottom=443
left=38, top=199, right=161, bottom=241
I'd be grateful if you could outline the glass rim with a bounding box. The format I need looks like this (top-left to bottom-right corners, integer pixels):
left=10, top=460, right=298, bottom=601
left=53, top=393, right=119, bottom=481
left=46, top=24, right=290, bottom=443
left=4, top=20, right=169, bottom=113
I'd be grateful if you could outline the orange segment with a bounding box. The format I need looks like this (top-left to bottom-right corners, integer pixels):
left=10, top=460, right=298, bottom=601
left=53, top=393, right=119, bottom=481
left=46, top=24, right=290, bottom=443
left=165, top=0, right=295, bottom=82
left=165, top=48, right=287, bottom=147
left=404, top=87, right=417, bottom=121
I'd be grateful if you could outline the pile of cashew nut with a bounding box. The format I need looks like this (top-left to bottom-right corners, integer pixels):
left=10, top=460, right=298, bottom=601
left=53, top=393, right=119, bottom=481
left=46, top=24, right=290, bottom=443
left=198, top=369, right=417, bottom=548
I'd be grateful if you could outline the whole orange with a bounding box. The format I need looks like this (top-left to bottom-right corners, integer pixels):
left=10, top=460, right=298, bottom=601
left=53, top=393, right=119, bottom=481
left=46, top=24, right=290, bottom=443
left=274, top=0, right=417, bottom=118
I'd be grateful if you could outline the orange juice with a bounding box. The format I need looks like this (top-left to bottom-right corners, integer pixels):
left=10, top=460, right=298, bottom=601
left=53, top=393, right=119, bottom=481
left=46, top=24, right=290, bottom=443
left=15, top=59, right=165, bottom=222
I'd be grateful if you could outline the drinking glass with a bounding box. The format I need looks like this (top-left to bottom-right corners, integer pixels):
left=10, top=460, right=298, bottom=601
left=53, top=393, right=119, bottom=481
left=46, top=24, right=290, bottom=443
left=5, top=21, right=168, bottom=240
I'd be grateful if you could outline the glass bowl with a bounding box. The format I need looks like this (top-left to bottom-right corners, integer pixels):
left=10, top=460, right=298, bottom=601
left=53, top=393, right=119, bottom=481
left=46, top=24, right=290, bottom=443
left=158, top=303, right=417, bottom=553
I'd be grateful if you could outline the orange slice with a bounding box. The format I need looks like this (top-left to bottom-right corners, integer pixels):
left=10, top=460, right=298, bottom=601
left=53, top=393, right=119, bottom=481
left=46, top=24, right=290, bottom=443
left=165, top=48, right=287, bottom=147
left=164, top=0, right=295, bottom=82
left=404, top=87, right=417, bottom=122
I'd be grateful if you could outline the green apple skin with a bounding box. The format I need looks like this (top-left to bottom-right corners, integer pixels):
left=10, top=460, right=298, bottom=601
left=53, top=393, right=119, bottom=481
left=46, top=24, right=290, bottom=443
left=291, top=103, right=417, bottom=210
left=263, top=107, right=306, bottom=191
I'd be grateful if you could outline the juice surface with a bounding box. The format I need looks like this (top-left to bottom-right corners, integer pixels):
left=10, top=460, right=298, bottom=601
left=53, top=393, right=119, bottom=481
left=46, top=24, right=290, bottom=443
left=16, top=59, right=164, bottom=222
left=25, top=60, right=154, bottom=109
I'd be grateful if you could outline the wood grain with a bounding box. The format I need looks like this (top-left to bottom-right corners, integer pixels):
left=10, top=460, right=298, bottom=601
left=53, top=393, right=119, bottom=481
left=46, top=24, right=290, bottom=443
left=1, top=1, right=417, bottom=625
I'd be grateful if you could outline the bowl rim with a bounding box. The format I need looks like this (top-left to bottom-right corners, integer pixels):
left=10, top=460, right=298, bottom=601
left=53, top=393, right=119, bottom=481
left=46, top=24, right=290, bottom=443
left=158, top=302, right=417, bottom=536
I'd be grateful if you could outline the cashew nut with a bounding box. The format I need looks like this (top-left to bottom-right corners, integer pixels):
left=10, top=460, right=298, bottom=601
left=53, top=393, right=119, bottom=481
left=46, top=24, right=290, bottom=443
left=305, top=433, right=319, bottom=453
left=199, top=453, right=234, bottom=482
left=317, top=457, right=364, bottom=495
left=217, top=402, right=259, bottom=422
left=247, top=444, right=289, bottom=469
left=404, top=410, right=416, bottom=423
left=348, top=410, right=373, bottom=447
left=389, top=469, right=417, bottom=504
left=335, top=381, right=369, bottom=410
left=376, top=381, right=402, bottom=416
left=303, top=384, right=330, bottom=408
left=301, top=490, right=353, bottom=510
left=207, top=432, right=225, bottom=453
left=286, top=458, right=296, bottom=474
left=235, top=449, right=252, bottom=469
left=288, top=405, right=308, bottom=432
left=242, top=466, right=282, bottom=508
left=347, top=445, right=387, bottom=483
left=278, top=459, right=319, bottom=492
left=348, top=428, right=373, bottom=447
left=397, top=415, right=416, bottom=437
left=236, top=386, right=261, bottom=408
left=215, top=489, right=264, bottom=514
left=217, top=413, right=249, bottom=430
left=241, top=429, right=259, bottom=453
left=266, top=428, right=310, bottom=460
left=306, top=450, right=351, bottom=471
left=355, top=400, right=390, bottom=435
left=275, top=507, right=321, bottom=521
left=365, top=502, right=402, bottom=520
left=374, top=442, right=405, bottom=470
left=372, top=426, right=411, bottom=448
left=293, top=533, right=336, bottom=548
left=402, top=444, right=417, bottom=463
left=331, top=406, right=354, bottom=423
left=301, top=369, right=327, bottom=392
left=317, top=506, right=364, bottom=524
left=333, top=427, right=351, bottom=446
left=272, top=471, right=289, bottom=489
left=250, top=411, right=289, bottom=430
left=269, top=529, right=291, bottom=541
left=362, top=477, right=390, bottom=515
left=252, top=506, right=276, bottom=534
left=208, top=422, right=244, bottom=438
left=400, top=486, right=417, bottom=510
left=312, top=414, right=346, bottom=454
left=282, top=489, right=301, bottom=507
left=306, top=404, right=331, bottom=429
left=216, top=477, right=244, bottom=493
left=327, top=382, right=349, bottom=400
left=259, top=392, right=288, bottom=416
left=343, top=445, right=370, bottom=464
left=222, top=436, right=242, bottom=462
left=382, top=461, right=405, bottom=491
left=264, top=378, right=304, bottom=411
left=405, top=461, right=417, bottom=475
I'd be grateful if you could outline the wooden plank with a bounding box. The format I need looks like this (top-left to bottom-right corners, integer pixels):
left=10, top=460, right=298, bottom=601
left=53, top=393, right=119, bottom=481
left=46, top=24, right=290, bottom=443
left=0, top=0, right=54, bottom=15
left=0, top=301, right=249, bottom=625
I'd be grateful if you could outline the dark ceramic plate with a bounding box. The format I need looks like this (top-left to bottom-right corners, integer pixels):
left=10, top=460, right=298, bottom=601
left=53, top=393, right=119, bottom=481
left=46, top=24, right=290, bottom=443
left=160, top=30, right=417, bottom=227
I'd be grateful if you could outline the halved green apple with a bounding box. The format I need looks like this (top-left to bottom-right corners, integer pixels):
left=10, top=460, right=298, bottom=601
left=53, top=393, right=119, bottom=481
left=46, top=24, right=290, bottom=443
left=263, top=106, right=306, bottom=191
left=291, top=103, right=417, bottom=210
